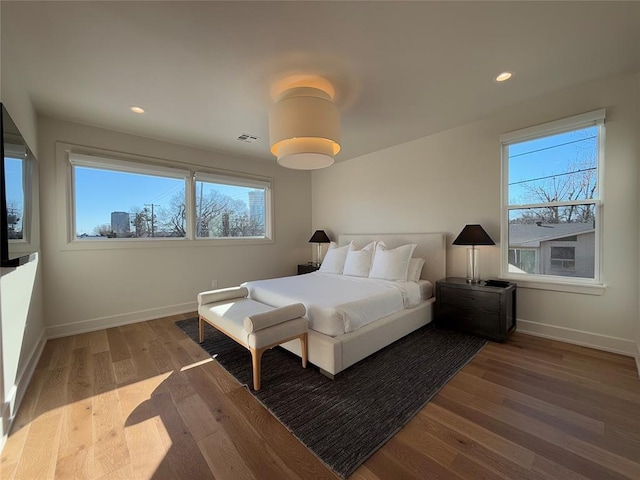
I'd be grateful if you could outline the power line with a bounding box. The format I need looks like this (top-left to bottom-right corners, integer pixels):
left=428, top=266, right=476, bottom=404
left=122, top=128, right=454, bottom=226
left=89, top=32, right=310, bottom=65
left=149, top=183, right=182, bottom=203
left=509, top=135, right=597, bottom=159
left=509, top=167, right=596, bottom=186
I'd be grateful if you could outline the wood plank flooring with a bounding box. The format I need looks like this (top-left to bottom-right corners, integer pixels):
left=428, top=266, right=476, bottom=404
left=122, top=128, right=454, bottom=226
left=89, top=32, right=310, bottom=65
left=1, top=313, right=639, bottom=479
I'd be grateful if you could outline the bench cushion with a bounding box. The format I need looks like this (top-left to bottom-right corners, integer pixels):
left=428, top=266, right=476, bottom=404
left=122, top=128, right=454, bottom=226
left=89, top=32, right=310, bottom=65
left=199, top=298, right=274, bottom=344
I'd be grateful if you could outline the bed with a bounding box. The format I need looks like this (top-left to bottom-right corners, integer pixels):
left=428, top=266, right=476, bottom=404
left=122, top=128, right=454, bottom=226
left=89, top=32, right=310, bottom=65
left=244, top=233, right=446, bottom=377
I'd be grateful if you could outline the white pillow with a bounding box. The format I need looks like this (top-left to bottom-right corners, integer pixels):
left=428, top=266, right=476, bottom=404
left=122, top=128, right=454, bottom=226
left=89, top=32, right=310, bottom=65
left=369, top=243, right=417, bottom=281
left=407, top=258, right=425, bottom=282
left=319, top=242, right=350, bottom=274
left=343, top=242, right=376, bottom=277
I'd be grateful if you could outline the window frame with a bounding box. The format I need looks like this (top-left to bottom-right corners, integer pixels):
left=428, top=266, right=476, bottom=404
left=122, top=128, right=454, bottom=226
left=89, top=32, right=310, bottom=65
left=64, top=148, right=273, bottom=249
left=193, top=171, right=272, bottom=241
left=499, top=109, right=605, bottom=293
left=69, top=153, right=191, bottom=241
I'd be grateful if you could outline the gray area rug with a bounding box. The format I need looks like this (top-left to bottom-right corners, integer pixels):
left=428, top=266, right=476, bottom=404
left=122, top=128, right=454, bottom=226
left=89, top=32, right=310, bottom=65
left=176, top=318, right=487, bottom=478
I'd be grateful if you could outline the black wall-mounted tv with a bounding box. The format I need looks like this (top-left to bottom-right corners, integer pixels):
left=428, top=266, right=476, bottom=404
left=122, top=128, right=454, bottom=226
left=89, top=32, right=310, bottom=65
left=1, top=103, right=37, bottom=267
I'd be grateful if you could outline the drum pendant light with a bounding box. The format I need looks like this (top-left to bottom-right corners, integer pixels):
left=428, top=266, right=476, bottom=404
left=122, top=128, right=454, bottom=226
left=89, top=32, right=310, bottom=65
left=269, top=86, right=340, bottom=170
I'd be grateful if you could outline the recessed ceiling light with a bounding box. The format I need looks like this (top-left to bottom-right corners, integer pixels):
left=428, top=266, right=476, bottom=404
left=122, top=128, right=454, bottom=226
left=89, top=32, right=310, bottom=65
left=495, top=72, right=513, bottom=82
left=130, top=106, right=146, bottom=114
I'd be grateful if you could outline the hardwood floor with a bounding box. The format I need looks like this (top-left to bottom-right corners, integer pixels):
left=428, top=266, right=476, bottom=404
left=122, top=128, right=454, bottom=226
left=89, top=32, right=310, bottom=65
left=1, top=313, right=639, bottom=479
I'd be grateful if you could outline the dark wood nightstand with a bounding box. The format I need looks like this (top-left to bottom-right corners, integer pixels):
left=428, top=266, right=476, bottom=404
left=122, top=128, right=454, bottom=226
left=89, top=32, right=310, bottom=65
left=297, top=263, right=320, bottom=275
left=435, top=277, right=516, bottom=342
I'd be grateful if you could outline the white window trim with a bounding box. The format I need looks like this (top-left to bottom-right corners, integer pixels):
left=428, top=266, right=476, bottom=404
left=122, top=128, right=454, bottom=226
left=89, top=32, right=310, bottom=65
left=499, top=109, right=605, bottom=144
left=195, top=171, right=271, bottom=190
left=500, top=109, right=605, bottom=294
left=59, top=143, right=274, bottom=250
left=70, top=152, right=190, bottom=179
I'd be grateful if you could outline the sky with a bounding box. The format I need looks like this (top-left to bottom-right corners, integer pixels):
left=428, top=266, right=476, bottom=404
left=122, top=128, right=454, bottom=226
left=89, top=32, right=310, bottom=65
left=507, top=125, right=598, bottom=207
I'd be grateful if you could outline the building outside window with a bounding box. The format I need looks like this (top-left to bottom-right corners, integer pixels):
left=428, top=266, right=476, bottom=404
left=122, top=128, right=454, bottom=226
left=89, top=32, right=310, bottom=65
left=508, top=248, right=537, bottom=274
left=500, top=109, right=604, bottom=284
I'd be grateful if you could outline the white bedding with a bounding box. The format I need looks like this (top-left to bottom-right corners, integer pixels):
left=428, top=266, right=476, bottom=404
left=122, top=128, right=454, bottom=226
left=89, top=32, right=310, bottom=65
left=242, top=272, right=432, bottom=337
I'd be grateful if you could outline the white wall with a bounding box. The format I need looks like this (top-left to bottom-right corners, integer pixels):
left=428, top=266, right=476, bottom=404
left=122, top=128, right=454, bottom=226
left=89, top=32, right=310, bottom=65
left=312, top=72, right=640, bottom=357
left=38, top=117, right=312, bottom=337
left=0, top=51, right=46, bottom=447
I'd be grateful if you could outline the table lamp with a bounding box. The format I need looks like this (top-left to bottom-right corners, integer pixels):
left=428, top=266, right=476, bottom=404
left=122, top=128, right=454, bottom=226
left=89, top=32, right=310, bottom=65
left=309, top=230, right=331, bottom=266
left=452, top=224, right=495, bottom=283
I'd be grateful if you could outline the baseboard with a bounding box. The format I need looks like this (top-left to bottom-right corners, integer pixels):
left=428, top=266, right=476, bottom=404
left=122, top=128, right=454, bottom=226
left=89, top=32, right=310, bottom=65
left=1, top=328, right=47, bottom=451
left=517, top=318, right=637, bottom=358
left=45, top=301, right=198, bottom=339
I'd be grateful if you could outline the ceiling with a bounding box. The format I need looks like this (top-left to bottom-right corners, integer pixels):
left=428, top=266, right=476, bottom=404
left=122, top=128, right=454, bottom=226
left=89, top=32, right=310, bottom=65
left=2, top=1, right=639, bottom=164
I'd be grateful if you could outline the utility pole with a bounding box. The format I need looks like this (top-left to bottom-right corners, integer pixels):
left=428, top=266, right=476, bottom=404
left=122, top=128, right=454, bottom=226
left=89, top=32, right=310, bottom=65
left=197, top=181, right=204, bottom=237
left=144, top=203, right=160, bottom=237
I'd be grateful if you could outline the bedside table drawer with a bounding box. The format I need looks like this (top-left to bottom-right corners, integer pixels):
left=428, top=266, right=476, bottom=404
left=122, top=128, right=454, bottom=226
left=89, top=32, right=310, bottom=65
left=440, top=288, right=499, bottom=311
left=435, top=277, right=517, bottom=342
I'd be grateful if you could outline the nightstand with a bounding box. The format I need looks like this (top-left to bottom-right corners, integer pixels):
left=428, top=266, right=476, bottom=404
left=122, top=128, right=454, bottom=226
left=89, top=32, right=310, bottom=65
left=297, top=264, right=320, bottom=275
left=435, top=277, right=516, bottom=342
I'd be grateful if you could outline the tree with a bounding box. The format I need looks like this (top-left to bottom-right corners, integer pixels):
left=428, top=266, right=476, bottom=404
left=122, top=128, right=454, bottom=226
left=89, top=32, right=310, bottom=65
left=6, top=201, right=22, bottom=239
left=160, top=196, right=187, bottom=237
left=208, top=198, right=261, bottom=237
left=195, top=190, right=232, bottom=237
left=93, top=224, right=114, bottom=237
left=130, top=207, right=150, bottom=237
left=517, top=157, right=596, bottom=225
left=226, top=213, right=264, bottom=237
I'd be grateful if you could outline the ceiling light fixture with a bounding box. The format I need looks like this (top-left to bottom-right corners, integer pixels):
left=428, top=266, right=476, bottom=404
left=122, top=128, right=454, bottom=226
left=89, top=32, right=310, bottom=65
left=269, top=85, right=340, bottom=170
left=495, top=72, right=513, bottom=82
left=130, top=106, right=146, bottom=114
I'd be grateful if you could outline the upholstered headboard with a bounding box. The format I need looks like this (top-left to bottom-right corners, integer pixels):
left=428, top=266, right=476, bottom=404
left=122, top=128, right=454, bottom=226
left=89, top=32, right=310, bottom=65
left=338, top=233, right=446, bottom=285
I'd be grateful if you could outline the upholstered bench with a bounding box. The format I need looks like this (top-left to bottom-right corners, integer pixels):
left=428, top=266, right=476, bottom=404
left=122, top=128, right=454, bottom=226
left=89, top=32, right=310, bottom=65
left=197, top=286, right=308, bottom=390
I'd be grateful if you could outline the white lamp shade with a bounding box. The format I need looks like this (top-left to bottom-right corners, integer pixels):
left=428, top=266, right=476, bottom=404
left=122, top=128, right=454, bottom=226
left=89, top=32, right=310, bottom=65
left=269, top=86, right=340, bottom=170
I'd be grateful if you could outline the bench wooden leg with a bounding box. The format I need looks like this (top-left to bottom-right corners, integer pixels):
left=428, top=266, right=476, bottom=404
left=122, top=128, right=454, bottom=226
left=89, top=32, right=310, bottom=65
left=300, top=333, right=308, bottom=368
left=250, top=347, right=265, bottom=390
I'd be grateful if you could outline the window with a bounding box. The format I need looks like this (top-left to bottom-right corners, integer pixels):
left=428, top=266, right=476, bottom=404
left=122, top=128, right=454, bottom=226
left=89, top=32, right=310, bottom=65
left=550, top=246, right=575, bottom=271
left=69, top=152, right=271, bottom=242
left=195, top=173, right=270, bottom=239
left=4, top=155, right=25, bottom=240
left=501, top=109, right=604, bottom=284
left=71, top=154, right=189, bottom=239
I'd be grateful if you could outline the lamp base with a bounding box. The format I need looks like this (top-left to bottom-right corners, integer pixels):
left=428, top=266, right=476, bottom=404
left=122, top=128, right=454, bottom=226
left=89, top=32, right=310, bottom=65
left=466, top=247, right=480, bottom=283
left=316, top=243, right=323, bottom=265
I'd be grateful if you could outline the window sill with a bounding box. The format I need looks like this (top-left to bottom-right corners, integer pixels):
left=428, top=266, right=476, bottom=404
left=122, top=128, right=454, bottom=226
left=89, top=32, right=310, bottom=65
left=501, top=276, right=605, bottom=296
left=62, top=236, right=274, bottom=251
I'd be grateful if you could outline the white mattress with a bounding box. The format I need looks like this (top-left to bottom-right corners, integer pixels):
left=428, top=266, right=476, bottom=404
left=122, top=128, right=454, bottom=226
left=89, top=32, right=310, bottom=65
left=243, top=272, right=433, bottom=337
